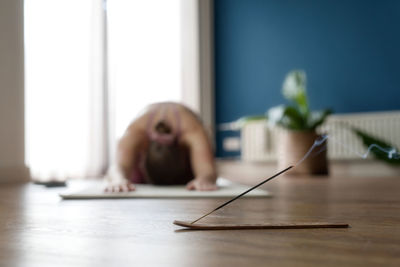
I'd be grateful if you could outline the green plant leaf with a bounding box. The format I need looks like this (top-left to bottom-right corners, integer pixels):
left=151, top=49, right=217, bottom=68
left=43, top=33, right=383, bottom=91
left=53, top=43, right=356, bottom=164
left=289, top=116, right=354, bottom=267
left=351, top=127, right=400, bottom=165
left=282, top=70, right=309, bottom=115
left=267, top=105, right=305, bottom=130
left=267, top=105, right=285, bottom=124
left=237, top=115, right=267, bottom=124
left=233, top=115, right=267, bottom=128
left=307, top=109, right=332, bottom=129
left=269, top=70, right=331, bottom=131
left=283, top=106, right=306, bottom=129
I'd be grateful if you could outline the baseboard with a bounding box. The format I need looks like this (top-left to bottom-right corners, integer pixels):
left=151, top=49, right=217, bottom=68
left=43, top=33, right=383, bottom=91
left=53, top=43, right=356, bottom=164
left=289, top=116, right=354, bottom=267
left=0, top=165, right=30, bottom=183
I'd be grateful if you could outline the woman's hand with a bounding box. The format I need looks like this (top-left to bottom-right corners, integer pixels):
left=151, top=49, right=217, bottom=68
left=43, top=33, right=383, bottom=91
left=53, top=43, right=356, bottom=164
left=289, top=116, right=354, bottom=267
left=186, top=178, right=217, bottom=191
left=104, top=164, right=136, bottom=192
left=104, top=180, right=136, bottom=192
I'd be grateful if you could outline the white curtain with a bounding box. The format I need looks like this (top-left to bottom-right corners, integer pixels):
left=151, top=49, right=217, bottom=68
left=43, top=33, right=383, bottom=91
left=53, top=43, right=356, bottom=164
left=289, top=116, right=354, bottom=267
left=107, top=0, right=181, bottom=140
left=25, top=0, right=182, bottom=181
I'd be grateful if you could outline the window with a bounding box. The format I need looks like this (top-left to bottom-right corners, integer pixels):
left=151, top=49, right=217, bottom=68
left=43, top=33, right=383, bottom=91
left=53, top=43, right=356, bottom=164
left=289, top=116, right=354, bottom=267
left=108, top=0, right=181, bottom=138
left=25, top=0, right=182, bottom=180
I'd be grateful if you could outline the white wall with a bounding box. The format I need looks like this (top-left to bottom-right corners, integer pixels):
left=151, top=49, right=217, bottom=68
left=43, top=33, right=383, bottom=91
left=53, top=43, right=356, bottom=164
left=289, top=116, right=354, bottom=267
left=0, top=0, right=30, bottom=182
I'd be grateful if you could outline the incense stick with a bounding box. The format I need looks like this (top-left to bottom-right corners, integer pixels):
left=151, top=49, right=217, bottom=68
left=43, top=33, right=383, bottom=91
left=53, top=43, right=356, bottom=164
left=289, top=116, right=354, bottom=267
left=190, top=165, right=294, bottom=224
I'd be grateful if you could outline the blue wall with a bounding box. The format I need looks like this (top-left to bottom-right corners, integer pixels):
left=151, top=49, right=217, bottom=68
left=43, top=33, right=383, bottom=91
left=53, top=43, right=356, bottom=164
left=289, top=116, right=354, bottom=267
left=214, top=0, right=400, bottom=157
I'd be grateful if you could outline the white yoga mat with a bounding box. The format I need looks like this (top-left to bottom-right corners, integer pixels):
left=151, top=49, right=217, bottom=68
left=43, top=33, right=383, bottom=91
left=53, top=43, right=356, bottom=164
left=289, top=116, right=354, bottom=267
left=59, top=178, right=270, bottom=199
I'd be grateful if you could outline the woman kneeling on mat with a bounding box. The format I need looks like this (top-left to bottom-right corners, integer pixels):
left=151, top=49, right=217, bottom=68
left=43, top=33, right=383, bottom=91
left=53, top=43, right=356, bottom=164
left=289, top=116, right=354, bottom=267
left=105, top=102, right=217, bottom=192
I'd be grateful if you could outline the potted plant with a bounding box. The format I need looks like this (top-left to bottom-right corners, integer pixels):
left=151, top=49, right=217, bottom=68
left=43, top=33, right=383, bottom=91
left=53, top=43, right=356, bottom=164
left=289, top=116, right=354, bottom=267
left=268, top=70, right=332, bottom=175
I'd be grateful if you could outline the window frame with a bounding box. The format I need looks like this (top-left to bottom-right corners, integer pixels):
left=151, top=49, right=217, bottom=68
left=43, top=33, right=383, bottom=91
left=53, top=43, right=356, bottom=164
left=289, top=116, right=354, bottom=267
left=181, top=0, right=215, bottom=137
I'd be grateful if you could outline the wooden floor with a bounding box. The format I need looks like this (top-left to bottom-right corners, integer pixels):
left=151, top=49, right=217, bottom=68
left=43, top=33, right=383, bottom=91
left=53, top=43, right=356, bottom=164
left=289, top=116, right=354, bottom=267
left=1, top=166, right=400, bottom=266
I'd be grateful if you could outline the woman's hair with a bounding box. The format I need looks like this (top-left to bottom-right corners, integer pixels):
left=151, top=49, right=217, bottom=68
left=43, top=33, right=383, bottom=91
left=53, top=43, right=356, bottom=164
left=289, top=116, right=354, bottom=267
left=145, top=121, right=193, bottom=185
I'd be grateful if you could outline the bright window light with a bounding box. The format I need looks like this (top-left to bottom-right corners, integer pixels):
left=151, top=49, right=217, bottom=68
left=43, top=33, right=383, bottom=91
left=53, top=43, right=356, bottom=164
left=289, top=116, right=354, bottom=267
left=24, top=0, right=93, bottom=179
left=25, top=0, right=182, bottom=180
left=107, top=0, right=182, bottom=138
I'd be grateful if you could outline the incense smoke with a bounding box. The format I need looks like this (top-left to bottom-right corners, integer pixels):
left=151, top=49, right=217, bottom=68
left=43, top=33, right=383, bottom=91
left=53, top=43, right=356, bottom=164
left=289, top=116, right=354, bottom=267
left=295, top=134, right=400, bottom=167
left=295, top=135, right=329, bottom=166
left=329, top=138, right=400, bottom=160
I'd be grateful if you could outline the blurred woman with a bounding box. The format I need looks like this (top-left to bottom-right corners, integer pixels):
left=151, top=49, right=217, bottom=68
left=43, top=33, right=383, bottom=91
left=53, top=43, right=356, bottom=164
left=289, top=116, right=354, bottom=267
left=105, top=102, right=217, bottom=192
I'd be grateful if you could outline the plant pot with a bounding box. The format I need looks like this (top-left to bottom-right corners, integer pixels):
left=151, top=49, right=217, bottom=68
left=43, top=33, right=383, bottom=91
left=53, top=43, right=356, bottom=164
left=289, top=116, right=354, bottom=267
left=276, top=130, right=329, bottom=175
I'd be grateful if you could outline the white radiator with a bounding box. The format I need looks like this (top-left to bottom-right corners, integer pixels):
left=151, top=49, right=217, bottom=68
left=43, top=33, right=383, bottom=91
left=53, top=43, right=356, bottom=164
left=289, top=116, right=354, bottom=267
left=241, top=111, right=400, bottom=162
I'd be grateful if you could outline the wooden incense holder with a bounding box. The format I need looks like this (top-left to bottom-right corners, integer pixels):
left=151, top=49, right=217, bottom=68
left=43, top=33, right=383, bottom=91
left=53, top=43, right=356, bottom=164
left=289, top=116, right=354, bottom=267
left=173, top=220, right=349, bottom=230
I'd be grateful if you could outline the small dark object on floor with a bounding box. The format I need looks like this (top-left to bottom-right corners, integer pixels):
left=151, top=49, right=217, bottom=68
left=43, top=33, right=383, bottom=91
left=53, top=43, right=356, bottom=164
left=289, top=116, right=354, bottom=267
left=34, top=181, right=67, bottom=188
